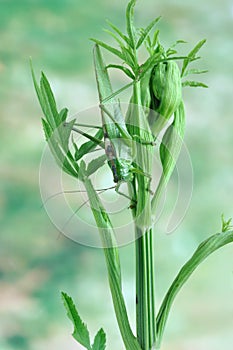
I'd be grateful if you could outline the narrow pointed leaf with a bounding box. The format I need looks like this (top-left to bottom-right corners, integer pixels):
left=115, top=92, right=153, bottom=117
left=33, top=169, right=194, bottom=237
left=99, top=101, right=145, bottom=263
left=181, top=39, right=206, bottom=77
left=59, top=107, right=68, bottom=122
left=30, top=61, right=46, bottom=117
left=120, top=46, right=136, bottom=67
left=76, top=128, right=104, bottom=161
left=41, top=118, right=52, bottom=141
left=182, top=80, right=208, bottom=88
left=86, top=154, right=107, bottom=177
left=93, top=44, right=131, bottom=140
left=152, top=29, right=160, bottom=47
left=91, top=39, right=125, bottom=61
left=183, top=68, right=208, bottom=77
left=106, top=19, right=131, bottom=46
left=104, top=29, right=125, bottom=48
left=106, top=64, right=135, bottom=79
left=40, top=72, right=60, bottom=128
left=136, top=16, right=161, bottom=49
left=126, top=0, right=137, bottom=48
left=92, top=328, right=106, bottom=350
left=43, top=127, right=79, bottom=178
left=61, top=292, right=92, bottom=350
left=59, top=119, right=76, bottom=152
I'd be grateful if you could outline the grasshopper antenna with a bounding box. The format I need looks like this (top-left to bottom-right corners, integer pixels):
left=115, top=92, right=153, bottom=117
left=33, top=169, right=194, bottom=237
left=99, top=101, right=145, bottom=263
left=41, top=186, right=116, bottom=208
left=62, top=188, right=111, bottom=230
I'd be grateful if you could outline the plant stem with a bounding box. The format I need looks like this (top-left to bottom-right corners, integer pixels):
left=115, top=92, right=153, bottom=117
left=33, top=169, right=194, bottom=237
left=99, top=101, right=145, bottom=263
left=135, top=226, right=156, bottom=349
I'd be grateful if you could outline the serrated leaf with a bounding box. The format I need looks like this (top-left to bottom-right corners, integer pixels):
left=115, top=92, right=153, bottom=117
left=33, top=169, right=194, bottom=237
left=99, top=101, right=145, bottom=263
left=86, top=155, right=107, bottom=177
left=136, top=16, right=161, bottom=49
left=182, top=80, right=208, bottom=88
left=181, top=39, right=206, bottom=77
left=91, top=39, right=125, bottom=61
left=61, top=292, right=92, bottom=350
left=106, top=64, right=135, bottom=79
left=92, top=328, right=106, bottom=350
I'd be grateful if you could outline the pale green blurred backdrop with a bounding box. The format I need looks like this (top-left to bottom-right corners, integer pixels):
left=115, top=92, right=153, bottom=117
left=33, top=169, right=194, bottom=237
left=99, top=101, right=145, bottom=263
left=0, top=0, right=232, bottom=349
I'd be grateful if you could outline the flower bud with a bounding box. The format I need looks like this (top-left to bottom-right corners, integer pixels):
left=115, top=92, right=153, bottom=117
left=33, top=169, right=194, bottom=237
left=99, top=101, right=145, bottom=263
left=148, top=61, right=182, bottom=136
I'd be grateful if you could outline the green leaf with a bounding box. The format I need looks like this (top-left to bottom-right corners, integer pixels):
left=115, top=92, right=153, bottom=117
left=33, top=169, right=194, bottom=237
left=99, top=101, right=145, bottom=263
left=152, top=29, right=160, bottom=47
left=166, top=49, right=177, bottom=56
left=76, top=128, right=104, bottom=161
left=182, top=68, right=208, bottom=77
left=93, top=44, right=131, bottom=142
left=126, top=0, right=137, bottom=48
left=221, top=215, right=233, bottom=232
left=156, top=228, right=233, bottom=348
left=59, top=119, right=76, bottom=152
left=44, top=125, right=79, bottom=178
left=86, top=155, right=107, bottom=177
left=106, top=64, right=135, bottom=79
left=91, top=39, right=125, bottom=61
left=139, top=49, right=161, bottom=80
left=59, top=107, right=68, bottom=122
left=41, top=117, right=52, bottom=142
left=92, top=328, right=106, bottom=350
left=30, top=61, right=46, bottom=117
left=136, top=16, right=161, bottom=49
left=182, top=80, right=208, bottom=88
left=104, top=29, right=125, bottom=48
left=106, top=19, right=131, bottom=46
left=181, top=39, right=206, bottom=77
left=61, top=292, right=92, bottom=350
left=40, top=72, right=60, bottom=128
left=120, top=46, right=136, bottom=68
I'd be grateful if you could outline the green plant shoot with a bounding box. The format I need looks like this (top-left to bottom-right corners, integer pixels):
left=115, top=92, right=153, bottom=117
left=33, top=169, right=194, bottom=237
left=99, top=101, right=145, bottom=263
left=32, top=1, right=233, bottom=350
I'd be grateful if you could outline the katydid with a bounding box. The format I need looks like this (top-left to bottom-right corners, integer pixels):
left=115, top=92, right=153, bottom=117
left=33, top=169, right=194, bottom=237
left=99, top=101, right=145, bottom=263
left=68, top=105, right=153, bottom=195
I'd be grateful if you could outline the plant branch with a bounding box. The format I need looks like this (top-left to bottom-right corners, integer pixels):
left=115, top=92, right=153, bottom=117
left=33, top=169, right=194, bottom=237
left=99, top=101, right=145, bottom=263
left=155, top=229, right=233, bottom=348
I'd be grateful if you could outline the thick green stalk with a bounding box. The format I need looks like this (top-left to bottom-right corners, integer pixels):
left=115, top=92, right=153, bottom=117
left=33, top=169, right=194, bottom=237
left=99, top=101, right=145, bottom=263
left=126, top=80, right=156, bottom=349
left=135, top=225, right=156, bottom=350
left=83, top=175, right=141, bottom=350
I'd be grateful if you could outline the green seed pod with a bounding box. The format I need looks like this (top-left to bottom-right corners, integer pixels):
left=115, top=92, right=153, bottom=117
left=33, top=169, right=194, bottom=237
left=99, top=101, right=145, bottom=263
left=148, top=61, right=182, bottom=136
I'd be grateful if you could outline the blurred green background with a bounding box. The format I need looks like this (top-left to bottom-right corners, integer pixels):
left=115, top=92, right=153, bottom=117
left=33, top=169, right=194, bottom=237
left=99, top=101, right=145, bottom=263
left=0, top=0, right=232, bottom=349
